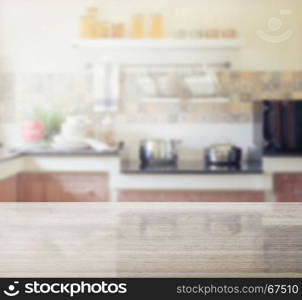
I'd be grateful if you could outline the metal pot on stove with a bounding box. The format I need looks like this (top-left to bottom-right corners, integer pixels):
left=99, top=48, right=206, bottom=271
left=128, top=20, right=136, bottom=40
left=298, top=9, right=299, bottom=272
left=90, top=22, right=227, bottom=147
left=205, top=142, right=242, bottom=166
left=139, top=139, right=180, bottom=166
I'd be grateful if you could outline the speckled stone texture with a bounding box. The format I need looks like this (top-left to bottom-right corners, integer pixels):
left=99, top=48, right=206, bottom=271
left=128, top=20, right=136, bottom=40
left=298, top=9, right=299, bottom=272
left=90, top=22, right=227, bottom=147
left=0, top=202, right=301, bottom=277
left=0, top=70, right=301, bottom=124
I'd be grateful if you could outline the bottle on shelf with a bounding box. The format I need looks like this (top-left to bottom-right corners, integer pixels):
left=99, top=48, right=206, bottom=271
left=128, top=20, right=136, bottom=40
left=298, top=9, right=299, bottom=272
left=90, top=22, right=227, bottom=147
left=150, top=14, right=163, bottom=38
left=80, top=7, right=99, bottom=39
left=205, top=29, right=220, bottom=39
left=112, top=23, right=125, bottom=38
left=131, top=14, right=144, bottom=39
left=96, top=22, right=110, bottom=38
left=221, top=29, right=238, bottom=39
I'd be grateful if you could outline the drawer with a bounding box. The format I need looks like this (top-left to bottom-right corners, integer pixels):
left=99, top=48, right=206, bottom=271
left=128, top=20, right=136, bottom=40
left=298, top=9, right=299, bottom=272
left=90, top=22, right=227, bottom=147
left=18, top=172, right=109, bottom=202
left=0, top=176, right=17, bottom=202
left=274, top=173, right=302, bottom=202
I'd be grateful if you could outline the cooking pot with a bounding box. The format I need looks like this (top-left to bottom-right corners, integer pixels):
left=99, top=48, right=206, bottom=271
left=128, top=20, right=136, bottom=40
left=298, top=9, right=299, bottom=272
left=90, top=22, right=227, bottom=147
left=205, top=143, right=242, bottom=166
left=139, top=139, right=180, bottom=166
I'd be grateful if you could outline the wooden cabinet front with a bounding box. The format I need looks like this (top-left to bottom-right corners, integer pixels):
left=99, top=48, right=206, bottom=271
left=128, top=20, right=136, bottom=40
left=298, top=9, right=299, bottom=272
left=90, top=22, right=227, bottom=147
left=0, top=176, right=17, bottom=202
left=118, top=190, right=265, bottom=202
left=274, top=173, right=302, bottom=202
left=18, top=173, right=109, bottom=202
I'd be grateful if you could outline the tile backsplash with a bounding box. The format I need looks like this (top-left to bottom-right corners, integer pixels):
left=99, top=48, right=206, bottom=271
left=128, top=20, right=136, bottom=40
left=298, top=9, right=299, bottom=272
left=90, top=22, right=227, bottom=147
left=0, top=70, right=301, bottom=127
left=0, top=69, right=300, bottom=157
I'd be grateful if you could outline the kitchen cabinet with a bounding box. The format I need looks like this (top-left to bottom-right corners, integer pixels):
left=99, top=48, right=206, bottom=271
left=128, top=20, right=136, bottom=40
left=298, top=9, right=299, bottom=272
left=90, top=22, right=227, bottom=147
left=18, top=173, right=109, bottom=202
left=118, top=190, right=265, bottom=202
left=0, top=176, right=17, bottom=202
left=274, top=173, right=302, bottom=202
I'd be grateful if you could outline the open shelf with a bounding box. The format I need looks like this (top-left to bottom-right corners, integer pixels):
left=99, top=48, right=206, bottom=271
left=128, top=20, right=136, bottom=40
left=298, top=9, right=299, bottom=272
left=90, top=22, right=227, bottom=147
left=74, top=38, right=243, bottom=65
left=74, top=38, right=243, bottom=49
left=141, top=97, right=231, bottom=103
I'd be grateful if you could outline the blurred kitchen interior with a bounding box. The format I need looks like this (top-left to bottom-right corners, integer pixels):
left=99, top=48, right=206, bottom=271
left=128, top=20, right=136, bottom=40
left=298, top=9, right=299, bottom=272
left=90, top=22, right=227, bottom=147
left=0, top=0, right=301, bottom=203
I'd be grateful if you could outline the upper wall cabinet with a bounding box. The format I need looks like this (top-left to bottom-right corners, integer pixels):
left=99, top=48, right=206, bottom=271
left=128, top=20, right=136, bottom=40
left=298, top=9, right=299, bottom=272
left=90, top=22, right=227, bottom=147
left=73, top=38, right=243, bottom=66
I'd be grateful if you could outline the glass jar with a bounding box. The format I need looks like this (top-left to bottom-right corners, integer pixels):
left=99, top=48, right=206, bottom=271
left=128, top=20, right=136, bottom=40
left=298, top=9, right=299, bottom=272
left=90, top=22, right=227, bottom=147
left=80, top=7, right=99, bottom=39
left=150, top=14, right=163, bottom=38
left=221, top=29, right=238, bottom=39
left=131, top=14, right=144, bottom=39
left=205, top=29, right=221, bottom=39
left=112, top=23, right=125, bottom=38
left=96, top=22, right=110, bottom=38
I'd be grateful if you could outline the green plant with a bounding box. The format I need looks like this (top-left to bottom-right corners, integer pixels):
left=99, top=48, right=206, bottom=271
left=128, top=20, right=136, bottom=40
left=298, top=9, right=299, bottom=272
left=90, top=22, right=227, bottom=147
left=33, top=107, right=65, bottom=141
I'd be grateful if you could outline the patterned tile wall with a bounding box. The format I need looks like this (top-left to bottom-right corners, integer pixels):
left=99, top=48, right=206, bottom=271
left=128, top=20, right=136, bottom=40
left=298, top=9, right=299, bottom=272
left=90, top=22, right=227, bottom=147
left=0, top=70, right=301, bottom=124
left=119, top=70, right=302, bottom=124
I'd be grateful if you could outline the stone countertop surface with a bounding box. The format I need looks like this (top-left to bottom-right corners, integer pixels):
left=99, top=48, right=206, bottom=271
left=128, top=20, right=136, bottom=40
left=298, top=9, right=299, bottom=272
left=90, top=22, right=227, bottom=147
left=0, top=202, right=301, bottom=277
left=0, top=149, right=120, bottom=162
left=1, top=149, right=301, bottom=176
left=17, top=149, right=121, bottom=157
left=0, top=151, right=21, bottom=162
left=263, top=151, right=302, bottom=157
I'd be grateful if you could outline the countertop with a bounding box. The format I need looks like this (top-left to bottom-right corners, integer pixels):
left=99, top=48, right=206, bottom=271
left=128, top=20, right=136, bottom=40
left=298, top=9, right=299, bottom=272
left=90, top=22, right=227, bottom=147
left=16, top=149, right=120, bottom=157
left=0, top=151, right=271, bottom=192
left=1, top=202, right=300, bottom=277
left=263, top=151, right=302, bottom=157
left=0, top=149, right=120, bottom=162
left=1, top=148, right=301, bottom=178
left=121, top=161, right=263, bottom=175
left=0, top=151, right=21, bottom=162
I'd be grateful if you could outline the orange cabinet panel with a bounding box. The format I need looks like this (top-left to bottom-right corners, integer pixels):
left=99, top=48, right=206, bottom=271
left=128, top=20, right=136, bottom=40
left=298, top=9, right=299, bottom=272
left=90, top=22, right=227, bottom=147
left=59, top=174, right=108, bottom=202
left=118, top=190, right=265, bottom=202
left=18, top=173, right=109, bottom=202
left=0, top=176, right=17, bottom=202
left=274, top=173, right=302, bottom=202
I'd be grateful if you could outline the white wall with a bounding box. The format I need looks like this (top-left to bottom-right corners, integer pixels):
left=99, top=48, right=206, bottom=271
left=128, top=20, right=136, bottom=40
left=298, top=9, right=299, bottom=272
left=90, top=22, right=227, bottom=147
left=0, top=0, right=301, bottom=72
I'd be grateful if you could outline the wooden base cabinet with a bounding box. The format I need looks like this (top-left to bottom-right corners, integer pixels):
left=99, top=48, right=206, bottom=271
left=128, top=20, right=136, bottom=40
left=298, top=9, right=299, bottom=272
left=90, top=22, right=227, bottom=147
left=18, top=173, right=109, bottom=202
left=0, top=176, right=17, bottom=202
left=118, top=190, right=265, bottom=202
left=274, top=173, right=302, bottom=202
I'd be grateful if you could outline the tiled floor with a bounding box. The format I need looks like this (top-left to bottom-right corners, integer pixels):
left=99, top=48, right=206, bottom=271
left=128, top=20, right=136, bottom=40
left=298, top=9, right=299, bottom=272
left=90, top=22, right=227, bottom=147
left=0, top=203, right=301, bottom=277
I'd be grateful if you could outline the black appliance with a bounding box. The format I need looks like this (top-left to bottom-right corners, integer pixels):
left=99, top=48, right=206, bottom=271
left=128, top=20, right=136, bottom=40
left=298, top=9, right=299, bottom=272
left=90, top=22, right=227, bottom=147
left=263, top=100, right=302, bottom=154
